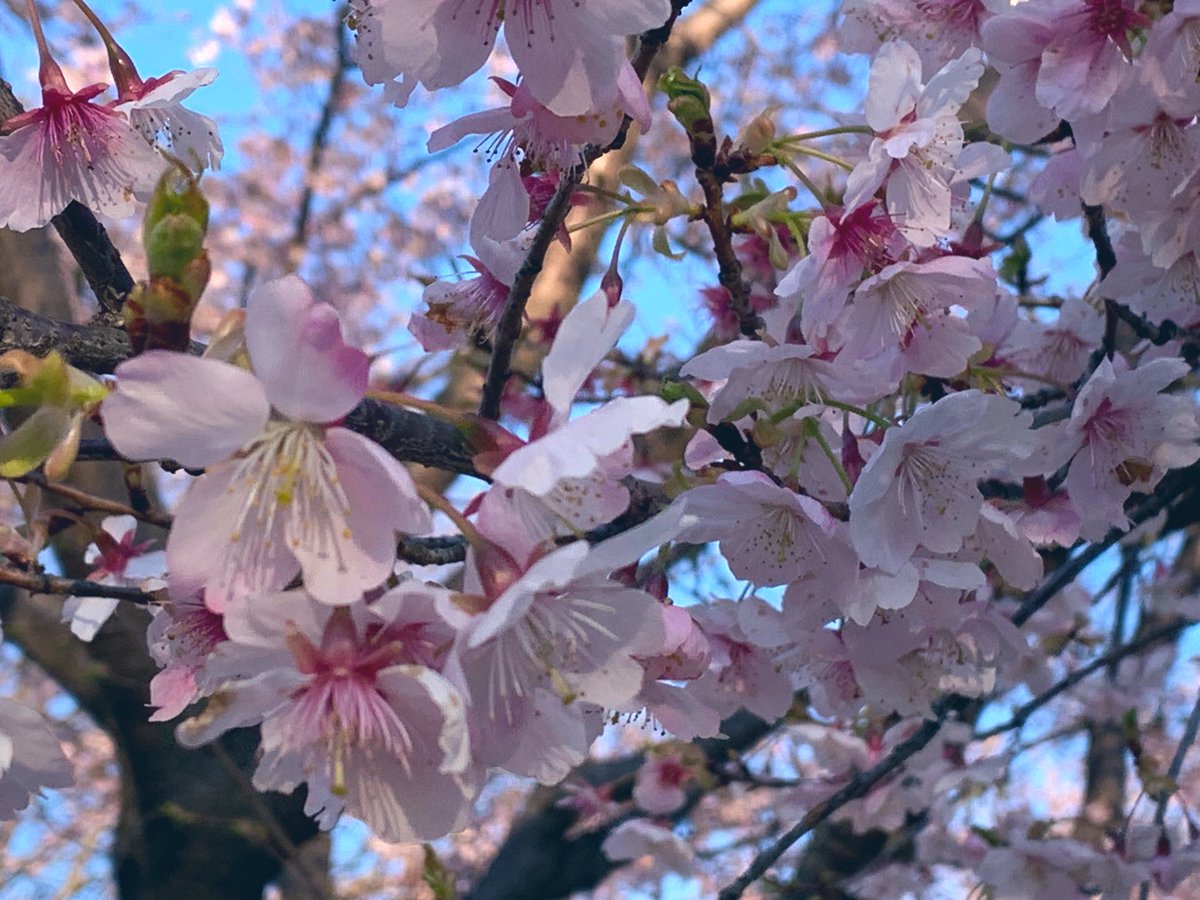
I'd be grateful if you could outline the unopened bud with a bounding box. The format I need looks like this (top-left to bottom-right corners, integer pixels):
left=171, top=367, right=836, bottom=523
left=735, top=107, right=778, bottom=155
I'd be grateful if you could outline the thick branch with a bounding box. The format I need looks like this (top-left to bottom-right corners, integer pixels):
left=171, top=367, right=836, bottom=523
left=0, top=295, right=482, bottom=476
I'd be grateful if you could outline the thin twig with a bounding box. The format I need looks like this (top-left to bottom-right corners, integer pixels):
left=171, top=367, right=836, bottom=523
left=17, top=470, right=172, bottom=528
left=974, top=619, right=1189, bottom=741
left=1012, top=476, right=1193, bottom=628
left=717, top=700, right=967, bottom=900
left=1138, top=688, right=1200, bottom=899
left=0, top=566, right=161, bottom=605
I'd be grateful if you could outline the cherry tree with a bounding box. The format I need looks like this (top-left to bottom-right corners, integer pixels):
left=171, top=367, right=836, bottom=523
left=2, top=0, right=1200, bottom=897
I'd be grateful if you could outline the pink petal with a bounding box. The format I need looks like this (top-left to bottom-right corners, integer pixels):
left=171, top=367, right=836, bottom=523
left=293, top=428, right=431, bottom=605
left=166, top=463, right=298, bottom=612
left=245, top=275, right=369, bottom=423
left=104, top=352, right=270, bottom=468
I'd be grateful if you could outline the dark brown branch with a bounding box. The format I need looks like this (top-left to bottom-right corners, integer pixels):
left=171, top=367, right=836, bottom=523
left=0, top=294, right=133, bottom=373
left=696, top=166, right=760, bottom=337
left=0, top=565, right=161, bottom=605
left=52, top=202, right=135, bottom=323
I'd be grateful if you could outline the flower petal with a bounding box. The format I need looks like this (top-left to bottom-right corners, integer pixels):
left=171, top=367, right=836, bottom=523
left=245, top=275, right=369, bottom=423
left=104, top=352, right=269, bottom=468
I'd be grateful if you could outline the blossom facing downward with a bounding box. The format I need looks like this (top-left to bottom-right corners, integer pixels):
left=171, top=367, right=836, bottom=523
left=103, top=275, right=430, bottom=611
left=0, top=81, right=165, bottom=232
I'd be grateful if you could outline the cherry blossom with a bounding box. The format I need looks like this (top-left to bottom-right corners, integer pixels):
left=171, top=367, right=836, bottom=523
left=1060, top=357, right=1200, bottom=539
left=354, top=0, right=671, bottom=115
left=844, top=40, right=1006, bottom=246
left=0, top=5, right=164, bottom=231
left=633, top=751, right=691, bottom=815
left=177, top=588, right=474, bottom=841
left=103, top=274, right=430, bottom=611
left=445, top=508, right=686, bottom=782
left=0, top=698, right=73, bottom=820
left=849, top=390, right=1037, bottom=572
left=675, top=471, right=857, bottom=588
left=61, top=514, right=166, bottom=642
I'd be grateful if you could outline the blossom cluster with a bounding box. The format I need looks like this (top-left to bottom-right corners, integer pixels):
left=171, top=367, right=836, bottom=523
left=4, top=0, right=1200, bottom=896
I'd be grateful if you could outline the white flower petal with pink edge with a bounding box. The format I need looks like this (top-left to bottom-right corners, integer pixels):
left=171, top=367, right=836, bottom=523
left=542, top=290, right=634, bottom=426
left=104, top=352, right=270, bottom=468
left=849, top=391, right=1035, bottom=572
left=245, top=275, right=369, bottom=423
left=491, top=397, right=688, bottom=496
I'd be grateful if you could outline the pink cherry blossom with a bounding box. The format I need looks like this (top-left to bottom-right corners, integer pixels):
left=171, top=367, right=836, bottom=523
left=633, top=752, right=690, bottom=815
left=849, top=390, right=1036, bottom=572
left=773, top=201, right=903, bottom=342
left=61, top=514, right=166, bottom=642
left=675, top=471, right=859, bottom=588
left=103, top=274, right=430, bottom=611
left=429, top=64, right=650, bottom=172
left=0, top=698, right=73, bottom=819
left=354, top=0, right=671, bottom=116
left=146, top=591, right=228, bottom=722
left=845, top=41, right=1006, bottom=246
left=835, top=255, right=997, bottom=381
left=178, top=588, right=473, bottom=842
left=689, top=597, right=794, bottom=721
left=0, top=63, right=164, bottom=231
left=840, top=0, right=1005, bottom=70
left=409, top=233, right=527, bottom=351
left=445, top=509, right=683, bottom=782
left=1062, top=357, right=1200, bottom=539
left=982, top=0, right=1147, bottom=131
left=681, top=340, right=891, bottom=421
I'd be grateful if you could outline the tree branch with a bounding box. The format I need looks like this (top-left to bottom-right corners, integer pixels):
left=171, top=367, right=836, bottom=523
left=0, top=565, right=161, bottom=605
left=476, top=0, right=696, bottom=420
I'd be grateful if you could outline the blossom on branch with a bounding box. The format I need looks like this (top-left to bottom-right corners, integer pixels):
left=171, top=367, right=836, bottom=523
left=103, top=274, right=430, bottom=611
